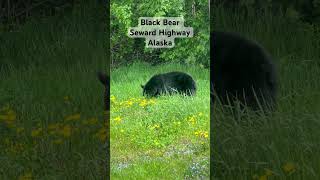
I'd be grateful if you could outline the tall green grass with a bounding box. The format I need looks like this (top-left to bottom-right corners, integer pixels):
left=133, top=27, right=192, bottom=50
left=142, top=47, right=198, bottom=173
left=110, top=62, right=210, bottom=179
left=212, top=6, right=320, bottom=179
left=0, top=1, right=108, bottom=179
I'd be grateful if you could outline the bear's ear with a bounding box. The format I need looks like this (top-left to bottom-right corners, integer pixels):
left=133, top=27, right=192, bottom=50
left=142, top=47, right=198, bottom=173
left=97, top=72, right=109, bottom=86
left=141, top=84, right=145, bottom=89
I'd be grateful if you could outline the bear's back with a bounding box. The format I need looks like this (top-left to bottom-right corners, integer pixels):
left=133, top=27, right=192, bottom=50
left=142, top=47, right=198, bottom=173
left=210, top=31, right=277, bottom=109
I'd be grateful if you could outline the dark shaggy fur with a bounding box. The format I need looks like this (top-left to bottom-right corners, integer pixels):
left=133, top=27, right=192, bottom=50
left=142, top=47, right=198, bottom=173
left=142, top=71, right=197, bottom=97
left=211, top=31, right=277, bottom=110
left=97, top=72, right=110, bottom=111
left=97, top=72, right=110, bottom=179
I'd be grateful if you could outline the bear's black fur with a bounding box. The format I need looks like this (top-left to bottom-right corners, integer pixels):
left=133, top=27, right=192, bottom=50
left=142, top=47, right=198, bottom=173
left=211, top=31, right=277, bottom=110
left=97, top=72, right=110, bottom=111
left=142, top=71, right=197, bottom=97
left=97, top=72, right=110, bottom=180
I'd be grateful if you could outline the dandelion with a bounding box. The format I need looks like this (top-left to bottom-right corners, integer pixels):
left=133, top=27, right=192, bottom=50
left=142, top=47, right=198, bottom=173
left=83, top=118, right=98, bottom=125
left=64, top=96, right=70, bottom=103
left=203, top=132, right=209, bottom=138
left=0, top=109, right=17, bottom=126
left=48, top=123, right=61, bottom=135
left=95, top=128, right=107, bottom=142
left=258, top=175, right=267, bottom=180
left=139, top=99, right=148, bottom=107
left=124, top=100, right=134, bottom=107
left=64, top=113, right=81, bottom=121
left=150, top=124, right=160, bottom=130
left=188, top=115, right=196, bottom=125
left=16, top=127, right=25, bottom=134
left=52, top=139, right=63, bottom=145
left=282, top=162, right=296, bottom=173
left=48, top=123, right=60, bottom=131
left=7, top=109, right=16, bottom=121
left=18, top=172, right=32, bottom=180
left=114, top=116, right=122, bottom=123
left=194, top=130, right=209, bottom=138
left=60, top=125, right=72, bottom=138
left=194, top=131, right=199, bottom=136
left=110, top=95, right=116, bottom=103
left=31, top=128, right=42, bottom=137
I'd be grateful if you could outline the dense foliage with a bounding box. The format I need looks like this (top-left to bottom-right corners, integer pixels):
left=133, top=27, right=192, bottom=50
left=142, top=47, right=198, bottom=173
left=111, top=0, right=210, bottom=67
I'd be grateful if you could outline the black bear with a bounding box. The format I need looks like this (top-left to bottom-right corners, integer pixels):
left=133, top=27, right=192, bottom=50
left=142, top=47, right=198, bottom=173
left=141, top=71, right=197, bottom=97
left=211, top=31, right=277, bottom=110
left=97, top=72, right=110, bottom=179
left=97, top=72, right=110, bottom=111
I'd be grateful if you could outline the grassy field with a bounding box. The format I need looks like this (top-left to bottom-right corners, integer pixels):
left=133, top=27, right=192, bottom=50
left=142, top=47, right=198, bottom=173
left=1, top=1, right=320, bottom=179
left=110, top=62, right=210, bottom=179
left=211, top=6, right=320, bottom=180
left=0, top=2, right=108, bottom=179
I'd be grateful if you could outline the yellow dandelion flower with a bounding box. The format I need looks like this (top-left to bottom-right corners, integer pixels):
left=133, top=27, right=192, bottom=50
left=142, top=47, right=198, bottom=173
left=188, top=115, right=196, bottom=125
left=150, top=124, right=160, bottom=130
left=52, top=139, right=63, bottom=145
left=114, top=116, right=122, bottom=123
left=7, top=110, right=16, bottom=121
left=87, top=118, right=98, bottom=125
left=60, top=125, right=72, bottom=138
left=264, top=168, right=273, bottom=176
left=195, top=131, right=209, bottom=138
left=31, top=128, right=42, bottom=137
left=124, top=100, right=134, bottom=107
left=258, top=175, right=267, bottom=180
left=48, top=123, right=60, bottom=130
left=0, top=109, right=16, bottom=126
left=110, top=95, right=116, bottom=102
left=64, top=113, right=81, bottom=121
left=139, top=99, right=148, bottom=107
left=95, top=128, right=107, bottom=142
left=282, top=162, right=296, bottom=173
left=64, top=96, right=70, bottom=102
left=16, top=127, right=25, bottom=134
left=18, top=172, right=32, bottom=180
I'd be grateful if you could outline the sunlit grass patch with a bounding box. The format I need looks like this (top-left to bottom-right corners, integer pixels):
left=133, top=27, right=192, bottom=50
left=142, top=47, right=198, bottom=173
left=110, top=62, right=210, bottom=179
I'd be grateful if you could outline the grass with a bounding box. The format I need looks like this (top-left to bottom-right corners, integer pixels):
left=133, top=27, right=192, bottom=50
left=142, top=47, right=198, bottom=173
left=0, top=2, right=108, bottom=179
left=211, top=5, right=320, bottom=180
left=110, top=62, right=210, bottom=179
left=1, top=1, right=320, bottom=179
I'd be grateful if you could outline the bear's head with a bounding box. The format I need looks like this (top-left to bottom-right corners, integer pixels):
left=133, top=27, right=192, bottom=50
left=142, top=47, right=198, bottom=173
left=141, top=84, right=160, bottom=97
